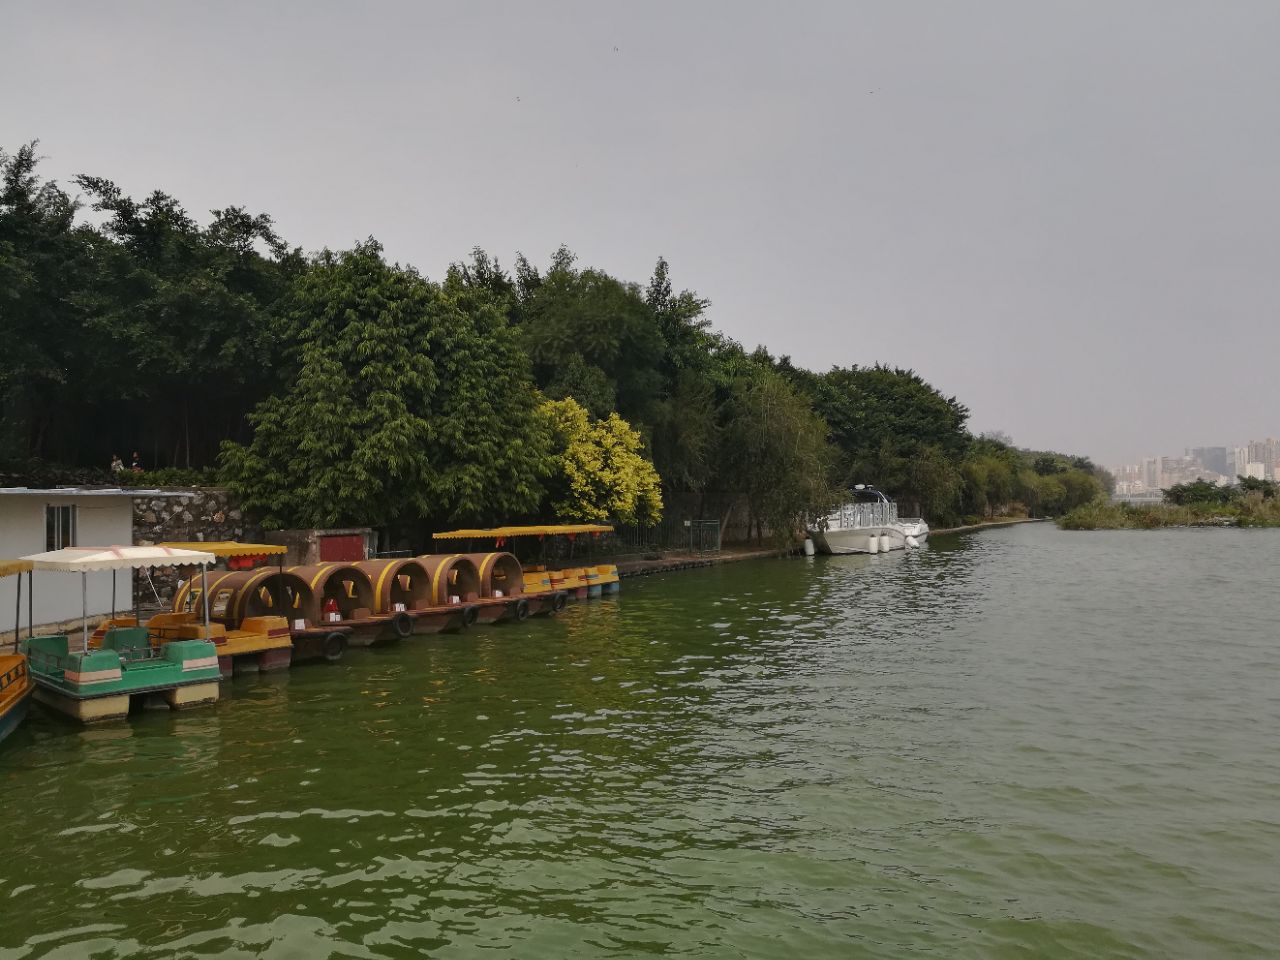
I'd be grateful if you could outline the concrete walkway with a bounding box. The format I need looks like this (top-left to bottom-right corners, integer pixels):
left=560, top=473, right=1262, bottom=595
left=616, top=545, right=792, bottom=578
left=929, top=517, right=1047, bottom=536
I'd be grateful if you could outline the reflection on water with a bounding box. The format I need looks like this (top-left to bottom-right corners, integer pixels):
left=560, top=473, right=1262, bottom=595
left=2, top=525, right=1279, bottom=958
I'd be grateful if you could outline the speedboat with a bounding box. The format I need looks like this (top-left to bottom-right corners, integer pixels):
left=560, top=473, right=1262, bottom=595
left=807, top=485, right=929, bottom=555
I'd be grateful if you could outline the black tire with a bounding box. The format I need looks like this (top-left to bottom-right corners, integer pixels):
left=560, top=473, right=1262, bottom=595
left=461, top=604, right=479, bottom=628
left=323, top=632, right=347, bottom=662
left=551, top=591, right=568, bottom=613
left=513, top=598, right=530, bottom=622
left=391, top=611, right=413, bottom=640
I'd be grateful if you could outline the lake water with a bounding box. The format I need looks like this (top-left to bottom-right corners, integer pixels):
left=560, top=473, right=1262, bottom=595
left=2, top=523, right=1278, bottom=959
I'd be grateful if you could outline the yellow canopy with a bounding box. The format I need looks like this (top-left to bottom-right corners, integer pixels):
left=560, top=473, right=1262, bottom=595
left=160, top=541, right=288, bottom=557
left=0, top=559, right=33, bottom=578
left=433, top=524, right=613, bottom=540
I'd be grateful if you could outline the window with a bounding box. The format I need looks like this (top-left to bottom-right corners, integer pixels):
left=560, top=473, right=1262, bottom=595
left=45, top=504, right=77, bottom=551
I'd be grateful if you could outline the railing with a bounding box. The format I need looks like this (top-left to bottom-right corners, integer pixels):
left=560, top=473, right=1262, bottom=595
left=820, top=501, right=898, bottom=531
left=614, top=518, right=722, bottom=555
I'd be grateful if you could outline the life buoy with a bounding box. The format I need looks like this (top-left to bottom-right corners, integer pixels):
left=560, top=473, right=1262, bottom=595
left=391, top=611, right=413, bottom=639
left=513, top=598, right=530, bottom=622
left=551, top=591, right=568, bottom=613
left=323, top=631, right=347, bottom=662
left=461, top=604, right=479, bottom=628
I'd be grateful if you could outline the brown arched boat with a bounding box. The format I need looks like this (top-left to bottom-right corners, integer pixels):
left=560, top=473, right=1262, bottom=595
left=169, top=568, right=350, bottom=665
left=353, top=558, right=473, bottom=635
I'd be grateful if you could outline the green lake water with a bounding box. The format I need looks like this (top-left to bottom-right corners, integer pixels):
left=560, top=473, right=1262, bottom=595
left=2, top=523, right=1279, bottom=958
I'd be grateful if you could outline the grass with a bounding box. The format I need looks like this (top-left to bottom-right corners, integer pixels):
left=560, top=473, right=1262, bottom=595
left=1059, top=496, right=1280, bottom=530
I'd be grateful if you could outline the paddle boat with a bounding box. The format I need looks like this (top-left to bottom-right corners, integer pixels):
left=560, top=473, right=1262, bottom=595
left=19, top=546, right=222, bottom=723
left=354, top=557, right=475, bottom=636
left=160, top=542, right=296, bottom=676
left=432, top=525, right=618, bottom=603
left=0, top=559, right=35, bottom=744
left=174, top=566, right=352, bottom=664
left=415, top=553, right=532, bottom=623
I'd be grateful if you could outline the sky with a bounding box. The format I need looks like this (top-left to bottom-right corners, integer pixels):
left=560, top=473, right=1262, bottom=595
left=4, top=1, right=1279, bottom=467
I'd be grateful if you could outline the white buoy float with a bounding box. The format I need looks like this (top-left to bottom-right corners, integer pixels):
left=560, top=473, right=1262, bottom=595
left=803, top=537, right=815, bottom=557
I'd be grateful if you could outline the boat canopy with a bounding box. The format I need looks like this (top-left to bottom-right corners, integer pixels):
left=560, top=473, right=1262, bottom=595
left=23, top=545, right=216, bottom=572
left=160, top=541, right=287, bottom=558
left=432, top=524, right=613, bottom=540
left=0, top=559, right=33, bottom=579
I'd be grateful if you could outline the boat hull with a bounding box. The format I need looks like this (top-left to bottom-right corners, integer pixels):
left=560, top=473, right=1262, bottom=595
left=810, top=523, right=929, bottom=555
left=0, top=682, right=32, bottom=745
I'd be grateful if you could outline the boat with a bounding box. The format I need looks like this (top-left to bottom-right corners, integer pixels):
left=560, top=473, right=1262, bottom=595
left=19, top=546, right=222, bottom=723
left=173, top=566, right=352, bottom=664
left=431, top=525, right=617, bottom=604
left=354, top=557, right=475, bottom=635
left=0, top=560, right=35, bottom=744
left=144, top=542, right=295, bottom=676
left=807, top=485, right=930, bottom=555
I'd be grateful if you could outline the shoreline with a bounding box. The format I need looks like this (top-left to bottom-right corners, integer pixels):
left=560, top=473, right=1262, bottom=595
left=930, top=517, right=1047, bottom=536
left=617, top=519, right=1048, bottom=578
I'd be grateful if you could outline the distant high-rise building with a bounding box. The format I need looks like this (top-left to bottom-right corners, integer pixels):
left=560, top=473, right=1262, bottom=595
left=1232, top=447, right=1249, bottom=480
left=1188, top=446, right=1229, bottom=476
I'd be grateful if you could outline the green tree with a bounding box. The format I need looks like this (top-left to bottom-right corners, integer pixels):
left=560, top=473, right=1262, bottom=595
left=715, top=365, right=836, bottom=543
left=222, top=242, right=549, bottom=528
left=539, top=397, right=663, bottom=524
left=0, top=143, right=99, bottom=462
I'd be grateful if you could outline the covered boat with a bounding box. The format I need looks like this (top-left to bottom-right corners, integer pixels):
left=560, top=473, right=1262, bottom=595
left=412, top=553, right=503, bottom=624
left=173, top=567, right=350, bottom=664
left=0, top=559, right=35, bottom=745
left=807, top=485, right=930, bottom=555
left=288, top=563, right=396, bottom=647
left=460, top=552, right=530, bottom=623
left=432, top=524, right=611, bottom=606
left=147, top=542, right=294, bottom=676
left=19, top=546, right=221, bottom=723
left=354, top=558, right=472, bottom=635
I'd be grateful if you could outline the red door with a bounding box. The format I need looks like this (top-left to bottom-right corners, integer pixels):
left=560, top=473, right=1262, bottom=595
left=319, top=534, right=364, bottom=562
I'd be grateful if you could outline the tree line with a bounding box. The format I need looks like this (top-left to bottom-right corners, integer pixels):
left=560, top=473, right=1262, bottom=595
left=1, top=143, right=1109, bottom=540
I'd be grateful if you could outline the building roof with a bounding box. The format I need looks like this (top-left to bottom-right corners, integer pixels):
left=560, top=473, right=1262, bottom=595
left=0, top=486, right=187, bottom=497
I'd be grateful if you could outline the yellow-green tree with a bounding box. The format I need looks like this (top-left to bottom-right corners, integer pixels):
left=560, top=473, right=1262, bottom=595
left=539, top=397, right=663, bottom=525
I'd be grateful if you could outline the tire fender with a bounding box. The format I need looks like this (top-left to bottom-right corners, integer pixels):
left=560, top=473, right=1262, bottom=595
left=323, top=632, right=347, bottom=662
left=391, top=611, right=413, bottom=639
left=513, top=597, right=530, bottom=622
left=461, top=604, right=479, bottom=628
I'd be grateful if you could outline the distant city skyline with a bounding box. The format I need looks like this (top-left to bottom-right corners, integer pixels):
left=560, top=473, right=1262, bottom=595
left=1113, top=436, right=1278, bottom=496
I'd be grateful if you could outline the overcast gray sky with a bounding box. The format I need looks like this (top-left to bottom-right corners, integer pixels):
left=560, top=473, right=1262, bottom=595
left=5, top=1, right=1278, bottom=466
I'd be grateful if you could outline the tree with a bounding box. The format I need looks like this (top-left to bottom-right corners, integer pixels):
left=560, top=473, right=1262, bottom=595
left=516, top=250, right=665, bottom=429
left=538, top=397, right=663, bottom=525
left=221, top=242, right=550, bottom=529
left=0, top=143, right=98, bottom=462
left=715, top=365, right=836, bottom=543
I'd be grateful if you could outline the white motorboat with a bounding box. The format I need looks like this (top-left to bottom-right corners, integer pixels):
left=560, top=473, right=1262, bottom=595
left=807, top=485, right=929, bottom=555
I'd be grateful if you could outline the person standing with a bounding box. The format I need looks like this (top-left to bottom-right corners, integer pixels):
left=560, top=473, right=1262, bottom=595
left=131, top=451, right=143, bottom=473
left=110, top=453, right=124, bottom=474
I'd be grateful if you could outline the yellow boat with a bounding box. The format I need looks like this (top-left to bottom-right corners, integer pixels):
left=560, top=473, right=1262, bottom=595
left=432, top=525, right=618, bottom=602
left=0, top=559, right=35, bottom=745
left=164, top=542, right=295, bottom=675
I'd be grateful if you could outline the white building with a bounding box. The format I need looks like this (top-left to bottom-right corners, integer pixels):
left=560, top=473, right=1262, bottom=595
left=0, top=488, right=166, bottom=633
left=1245, top=462, right=1266, bottom=481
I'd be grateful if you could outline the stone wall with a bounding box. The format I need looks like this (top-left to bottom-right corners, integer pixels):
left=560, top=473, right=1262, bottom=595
left=131, top=487, right=261, bottom=607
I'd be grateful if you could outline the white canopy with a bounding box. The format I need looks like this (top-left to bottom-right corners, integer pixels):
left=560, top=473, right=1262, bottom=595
left=22, top=545, right=216, bottom=572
